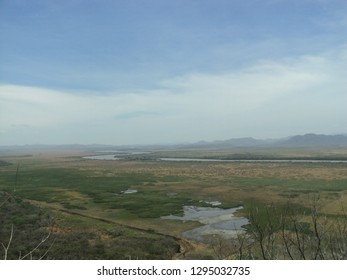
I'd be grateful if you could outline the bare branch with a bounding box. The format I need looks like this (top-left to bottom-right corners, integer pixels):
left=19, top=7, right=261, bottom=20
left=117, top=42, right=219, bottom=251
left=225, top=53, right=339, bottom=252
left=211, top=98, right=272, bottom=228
left=1, top=224, right=14, bottom=260
left=19, top=231, right=52, bottom=260
left=281, top=212, right=294, bottom=260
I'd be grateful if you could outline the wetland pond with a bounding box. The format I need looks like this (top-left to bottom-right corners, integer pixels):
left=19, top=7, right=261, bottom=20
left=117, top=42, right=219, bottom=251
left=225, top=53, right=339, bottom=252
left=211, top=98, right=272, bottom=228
left=83, top=153, right=346, bottom=243
left=162, top=206, right=249, bottom=243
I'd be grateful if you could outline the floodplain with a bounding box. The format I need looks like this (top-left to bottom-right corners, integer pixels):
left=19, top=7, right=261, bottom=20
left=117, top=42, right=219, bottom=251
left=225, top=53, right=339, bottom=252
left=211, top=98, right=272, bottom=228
left=0, top=147, right=346, bottom=259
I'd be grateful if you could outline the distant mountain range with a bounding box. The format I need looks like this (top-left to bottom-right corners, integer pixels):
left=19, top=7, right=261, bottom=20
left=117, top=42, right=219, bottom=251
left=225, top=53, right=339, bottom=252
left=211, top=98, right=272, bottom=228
left=1, top=133, right=347, bottom=152
left=180, top=133, right=347, bottom=149
left=276, top=134, right=347, bottom=147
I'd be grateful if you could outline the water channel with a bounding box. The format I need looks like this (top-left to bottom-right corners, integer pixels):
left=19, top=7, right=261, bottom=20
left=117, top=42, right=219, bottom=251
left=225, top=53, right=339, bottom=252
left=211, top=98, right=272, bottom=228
left=83, top=154, right=347, bottom=163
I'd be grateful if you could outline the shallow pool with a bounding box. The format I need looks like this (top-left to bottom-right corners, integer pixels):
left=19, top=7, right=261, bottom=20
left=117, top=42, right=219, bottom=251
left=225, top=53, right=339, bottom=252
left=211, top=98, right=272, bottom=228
left=162, top=205, right=249, bottom=243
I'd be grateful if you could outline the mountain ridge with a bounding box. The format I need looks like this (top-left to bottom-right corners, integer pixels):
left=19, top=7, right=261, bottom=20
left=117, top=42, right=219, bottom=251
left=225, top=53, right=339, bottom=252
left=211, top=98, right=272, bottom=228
left=182, top=133, right=347, bottom=149
left=1, top=133, right=347, bottom=151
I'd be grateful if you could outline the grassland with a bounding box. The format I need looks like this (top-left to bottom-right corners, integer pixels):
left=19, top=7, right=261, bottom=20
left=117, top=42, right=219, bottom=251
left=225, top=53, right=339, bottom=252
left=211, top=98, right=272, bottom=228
left=0, top=148, right=346, bottom=259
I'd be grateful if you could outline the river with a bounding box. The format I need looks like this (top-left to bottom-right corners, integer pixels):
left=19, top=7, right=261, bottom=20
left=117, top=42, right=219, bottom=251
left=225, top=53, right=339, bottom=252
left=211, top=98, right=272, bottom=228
left=83, top=154, right=347, bottom=163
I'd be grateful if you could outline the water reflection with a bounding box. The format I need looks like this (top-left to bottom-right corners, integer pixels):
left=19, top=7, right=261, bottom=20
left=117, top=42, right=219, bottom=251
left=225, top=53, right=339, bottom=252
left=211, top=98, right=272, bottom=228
left=162, top=206, right=249, bottom=243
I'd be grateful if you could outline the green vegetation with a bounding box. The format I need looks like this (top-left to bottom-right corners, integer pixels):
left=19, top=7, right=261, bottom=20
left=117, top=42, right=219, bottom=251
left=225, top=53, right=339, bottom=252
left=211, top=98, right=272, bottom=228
left=1, top=148, right=346, bottom=259
left=0, top=192, right=179, bottom=259
left=0, top=160, right=11, bottom=167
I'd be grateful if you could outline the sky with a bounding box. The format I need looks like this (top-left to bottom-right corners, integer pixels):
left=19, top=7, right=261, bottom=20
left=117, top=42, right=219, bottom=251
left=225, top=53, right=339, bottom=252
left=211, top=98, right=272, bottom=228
left=0, top=0, right=346, bottom=145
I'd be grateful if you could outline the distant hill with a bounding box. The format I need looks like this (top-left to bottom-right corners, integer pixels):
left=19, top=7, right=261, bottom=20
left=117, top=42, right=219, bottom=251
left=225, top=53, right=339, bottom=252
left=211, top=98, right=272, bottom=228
left=0, top=144, right=115, bottom=153
left=1, top=134, right=347, bottom=152
left=275, top=133, right=347, bottom=147
left=181, top=134, right=347, bottom=149
left=178, top=137, right=268, bottom=149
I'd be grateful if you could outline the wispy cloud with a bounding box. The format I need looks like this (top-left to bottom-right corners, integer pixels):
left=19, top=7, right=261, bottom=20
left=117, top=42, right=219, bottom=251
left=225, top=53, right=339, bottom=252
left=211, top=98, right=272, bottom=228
left=1, top=47, right=346, bottom=145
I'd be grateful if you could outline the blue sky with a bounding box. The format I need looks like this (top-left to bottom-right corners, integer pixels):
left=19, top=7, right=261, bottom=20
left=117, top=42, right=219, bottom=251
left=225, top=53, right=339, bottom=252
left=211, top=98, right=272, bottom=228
left=1, top=0, right=347, bottom=145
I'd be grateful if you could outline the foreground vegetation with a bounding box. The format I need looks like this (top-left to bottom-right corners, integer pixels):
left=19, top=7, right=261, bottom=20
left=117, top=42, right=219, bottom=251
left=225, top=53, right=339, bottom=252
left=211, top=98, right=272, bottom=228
left=0, top=192, right=179, bottom=259
left=0, top=148, right=346, bottom=259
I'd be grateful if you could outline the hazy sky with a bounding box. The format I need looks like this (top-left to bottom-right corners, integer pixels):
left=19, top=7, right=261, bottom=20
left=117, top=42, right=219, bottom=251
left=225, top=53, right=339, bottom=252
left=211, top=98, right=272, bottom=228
left=1, top=0, right=346, bottom=145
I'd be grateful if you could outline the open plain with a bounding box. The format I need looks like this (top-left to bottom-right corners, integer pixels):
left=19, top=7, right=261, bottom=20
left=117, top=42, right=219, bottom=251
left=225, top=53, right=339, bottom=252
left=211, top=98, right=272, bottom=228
left=1, top=147, right=346, bottom=259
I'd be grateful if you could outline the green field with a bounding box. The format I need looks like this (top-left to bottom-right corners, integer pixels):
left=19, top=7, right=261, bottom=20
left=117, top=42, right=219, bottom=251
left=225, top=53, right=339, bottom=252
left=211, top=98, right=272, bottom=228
left=0, top=148, right=346, bottom=259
